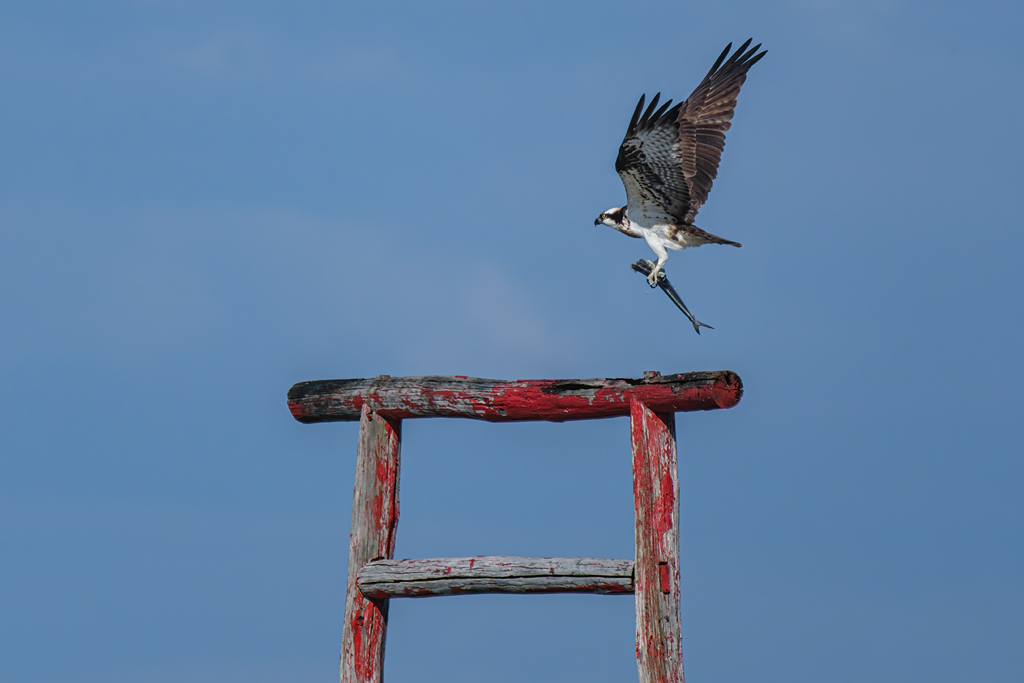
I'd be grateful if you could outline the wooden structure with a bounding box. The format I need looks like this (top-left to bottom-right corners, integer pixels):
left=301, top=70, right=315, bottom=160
left=287, top=370, right=742, bottom=683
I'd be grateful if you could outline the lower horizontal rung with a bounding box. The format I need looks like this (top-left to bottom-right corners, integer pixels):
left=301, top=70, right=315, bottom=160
left=357, top=556, right=634, bottom=598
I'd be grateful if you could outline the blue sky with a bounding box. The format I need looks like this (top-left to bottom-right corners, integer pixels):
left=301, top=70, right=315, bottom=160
left=2, top=1, right=1022, bottom=681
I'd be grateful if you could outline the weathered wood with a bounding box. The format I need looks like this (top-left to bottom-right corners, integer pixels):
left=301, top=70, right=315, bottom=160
left=288, top=371, right=741, bottom=424
left=339, top=406, right=401, bottom=683
left=631, top=398, right=683, bottom=683
left=358, top=556, right=635, bottom=598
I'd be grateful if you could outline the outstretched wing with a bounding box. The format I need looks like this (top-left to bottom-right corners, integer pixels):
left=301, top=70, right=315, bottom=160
left=615, top=40, right=766, bottom=225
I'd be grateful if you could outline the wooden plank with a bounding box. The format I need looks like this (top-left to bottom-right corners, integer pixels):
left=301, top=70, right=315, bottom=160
left=357, top=556, right=635, bottom=598
left=631, top=398, right=683, bottom=683
left=339, top=405, right=401, bottom=683
left=288, top=370, right=741, bottom=424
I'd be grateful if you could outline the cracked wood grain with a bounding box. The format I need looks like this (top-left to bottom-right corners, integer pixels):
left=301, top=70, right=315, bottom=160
left=288, top=371, right=742, bottom=424
left=340, top=406, right=401, bottom=683
left=631, top=398, right=683, bottom=683
left=358, top=556, right=635, bottom=598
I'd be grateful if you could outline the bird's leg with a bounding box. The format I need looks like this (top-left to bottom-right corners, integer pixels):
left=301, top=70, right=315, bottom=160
left=644, top=241, right=669, bottom=288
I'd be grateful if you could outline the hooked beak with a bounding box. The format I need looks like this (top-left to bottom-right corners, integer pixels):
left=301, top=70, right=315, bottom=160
left=594, top=217, right=601, bottom=226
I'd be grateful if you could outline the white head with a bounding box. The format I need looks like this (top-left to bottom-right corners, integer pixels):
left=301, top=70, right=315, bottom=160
left=594, top=206, right=626, bottom=230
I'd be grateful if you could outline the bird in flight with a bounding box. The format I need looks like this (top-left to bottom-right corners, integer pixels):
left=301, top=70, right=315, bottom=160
left=595, top=39, right=766, bottom=288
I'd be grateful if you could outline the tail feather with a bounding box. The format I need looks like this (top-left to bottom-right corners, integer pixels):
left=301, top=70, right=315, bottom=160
left=681, top=224, right=742, bottom=247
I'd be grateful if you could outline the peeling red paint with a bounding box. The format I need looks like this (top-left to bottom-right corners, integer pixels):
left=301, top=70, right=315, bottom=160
left=631, top=398, right=683, bottom=682
left=341, top=407, right=400, bottom=683
left=350, top=607, right=368, bottom=681
left=308, top=375, right=718, bottom=682
left=287, top=371, right=742, bottom=423
left=658, top=562, right=671, bottom=594
left=654, top=470, right=675, bottom=537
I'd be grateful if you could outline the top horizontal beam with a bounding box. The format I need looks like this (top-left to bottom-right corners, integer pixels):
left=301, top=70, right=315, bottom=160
left=287, top=370, right=741, bottom=423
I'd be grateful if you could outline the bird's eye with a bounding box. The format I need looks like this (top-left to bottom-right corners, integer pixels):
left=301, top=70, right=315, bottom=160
left=599, top=213, right=606, bottom=219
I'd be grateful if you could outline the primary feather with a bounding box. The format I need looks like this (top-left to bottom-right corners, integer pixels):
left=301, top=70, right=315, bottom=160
left=615, top=39, right=766, bottom=225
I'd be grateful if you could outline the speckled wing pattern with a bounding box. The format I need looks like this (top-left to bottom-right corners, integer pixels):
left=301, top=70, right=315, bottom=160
left=615, top=39, right=766, bottom=226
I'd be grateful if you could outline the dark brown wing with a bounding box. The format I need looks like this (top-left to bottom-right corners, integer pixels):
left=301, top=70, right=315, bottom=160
left=615, top=93, right=689, bottom=225
left=675, top=39, right=766, bottom=222
left=614, top=40, right=765, bottom=225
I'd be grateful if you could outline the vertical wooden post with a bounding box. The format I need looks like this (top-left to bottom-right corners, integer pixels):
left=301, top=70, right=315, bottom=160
left=340, top=405, right=402, bottom=683
left=631, top=397, right=683, bottom=683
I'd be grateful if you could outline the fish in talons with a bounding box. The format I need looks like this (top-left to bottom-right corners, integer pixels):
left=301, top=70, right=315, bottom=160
left=631, top=260, right=713, bottom=335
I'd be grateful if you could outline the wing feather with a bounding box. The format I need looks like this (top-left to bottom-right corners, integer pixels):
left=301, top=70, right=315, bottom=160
left=615, top=40, right=766, bottom=225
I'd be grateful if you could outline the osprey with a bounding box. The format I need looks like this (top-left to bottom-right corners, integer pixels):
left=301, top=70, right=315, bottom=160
left=596, top=39, right=766, bottom=287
